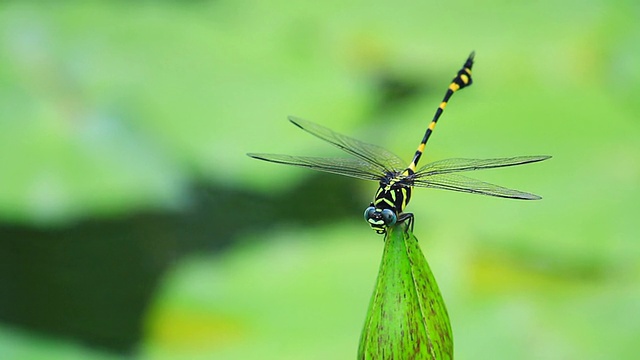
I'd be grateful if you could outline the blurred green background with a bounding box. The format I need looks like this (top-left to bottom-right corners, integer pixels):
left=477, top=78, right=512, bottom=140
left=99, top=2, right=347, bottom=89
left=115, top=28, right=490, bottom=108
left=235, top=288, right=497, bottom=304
left=1, top=1, right=638, bottom=359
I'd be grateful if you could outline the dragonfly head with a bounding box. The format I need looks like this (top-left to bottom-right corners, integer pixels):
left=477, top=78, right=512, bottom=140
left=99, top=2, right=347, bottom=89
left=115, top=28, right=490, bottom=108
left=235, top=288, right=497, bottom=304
left=364, top=205, right=397, bottom=234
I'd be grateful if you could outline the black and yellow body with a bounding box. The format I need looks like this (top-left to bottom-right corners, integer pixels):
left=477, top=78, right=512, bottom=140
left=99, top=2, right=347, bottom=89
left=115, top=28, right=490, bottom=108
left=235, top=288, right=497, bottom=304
left=364, top=53, right=475, bottom=234
left=365, top=170, right=414, bottom=234
left=248, top=52, right=550, bottom=235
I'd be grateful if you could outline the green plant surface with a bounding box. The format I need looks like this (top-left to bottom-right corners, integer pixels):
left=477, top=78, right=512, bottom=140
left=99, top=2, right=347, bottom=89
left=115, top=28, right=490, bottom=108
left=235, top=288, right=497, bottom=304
left=359, top=222, right=452, bottom=360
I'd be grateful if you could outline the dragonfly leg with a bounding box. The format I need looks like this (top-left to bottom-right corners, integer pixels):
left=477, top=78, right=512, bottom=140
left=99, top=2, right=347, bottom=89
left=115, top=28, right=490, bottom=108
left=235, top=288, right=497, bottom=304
left=397, top=212, right=414, bottom=233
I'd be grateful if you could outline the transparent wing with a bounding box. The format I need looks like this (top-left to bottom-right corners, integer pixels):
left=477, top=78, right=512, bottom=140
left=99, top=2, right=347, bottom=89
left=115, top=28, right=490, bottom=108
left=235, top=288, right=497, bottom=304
left=412, top=173, right=542, bottom=200
left=415, top=156, right=551, bottom=176
left=246, top=153, right=386, bottom=181
left=288, top=116, right=406, bottom=174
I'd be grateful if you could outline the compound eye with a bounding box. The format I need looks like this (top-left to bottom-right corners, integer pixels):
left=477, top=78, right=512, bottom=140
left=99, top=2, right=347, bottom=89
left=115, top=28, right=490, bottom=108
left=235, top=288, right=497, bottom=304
left=381, top=209, right=397, bottom=226
left=364, top=206, right=376, bottom=221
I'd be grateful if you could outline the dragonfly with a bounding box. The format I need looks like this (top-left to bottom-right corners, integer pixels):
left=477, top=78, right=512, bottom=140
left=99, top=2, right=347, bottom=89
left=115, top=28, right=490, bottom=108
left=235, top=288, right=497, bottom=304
left=248, top=52, right=550, bottom=234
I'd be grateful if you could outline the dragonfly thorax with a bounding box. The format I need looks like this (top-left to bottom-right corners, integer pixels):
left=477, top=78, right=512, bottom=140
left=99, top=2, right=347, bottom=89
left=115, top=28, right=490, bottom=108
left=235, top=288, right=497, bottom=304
left=378, top=171, right=413, bottom=209
left=364, top=171, right=414, bottom=233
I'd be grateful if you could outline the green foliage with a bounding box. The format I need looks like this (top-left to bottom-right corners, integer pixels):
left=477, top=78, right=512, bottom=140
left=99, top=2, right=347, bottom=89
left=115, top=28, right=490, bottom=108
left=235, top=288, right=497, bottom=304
left=0, top=325, right=120, bottom=360
left=0, top=0, right=639, bottom=359
left=359, top=223, right=452, bottom=360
